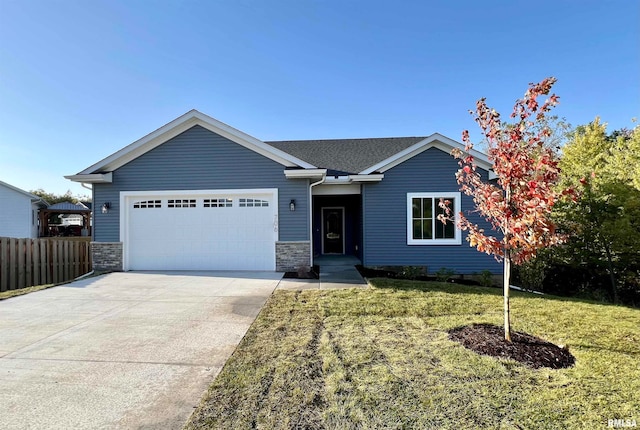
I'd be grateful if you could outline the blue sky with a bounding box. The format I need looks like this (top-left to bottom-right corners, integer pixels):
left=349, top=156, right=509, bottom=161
left=1, top=0, right=638, bottom=196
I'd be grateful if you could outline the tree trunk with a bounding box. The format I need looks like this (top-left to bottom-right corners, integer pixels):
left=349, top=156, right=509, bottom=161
left=504, top=248, right=512, bottom=342
left=603, top=242, right=618, bottom=304
left=503, top=183, right=512, bottom=343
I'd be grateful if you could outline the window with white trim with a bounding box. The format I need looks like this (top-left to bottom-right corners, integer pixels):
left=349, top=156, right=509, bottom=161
left=239, top=198, right=269, bottom=207
left=407, top=192, right=461, bottom=245
left=204, top=198, right=233, bottom=208
left=133, top=200, right=162, bottom=208
left=167, top=199, right=196, bottom=208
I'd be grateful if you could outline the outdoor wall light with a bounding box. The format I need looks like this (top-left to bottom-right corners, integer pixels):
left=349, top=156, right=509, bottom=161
left=289, top=199, right=296, bottom=211
left=102, top=202, right=111, bottom=214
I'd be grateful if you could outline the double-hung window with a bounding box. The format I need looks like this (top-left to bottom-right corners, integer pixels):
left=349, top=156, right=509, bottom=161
left=407, top=192, right=461, bottom=245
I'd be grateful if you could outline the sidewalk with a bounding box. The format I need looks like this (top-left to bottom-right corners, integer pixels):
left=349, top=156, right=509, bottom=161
left=277, top=255, right=368, bottom=290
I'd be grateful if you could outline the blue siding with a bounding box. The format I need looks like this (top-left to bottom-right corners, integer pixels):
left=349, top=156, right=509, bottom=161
left=93, top=125, right=309, bottom=242
left=362, top=147, right=502, bottom=275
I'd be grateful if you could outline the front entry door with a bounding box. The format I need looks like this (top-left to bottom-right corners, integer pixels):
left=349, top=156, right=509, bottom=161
left=322, top=207, right=344, bottom=254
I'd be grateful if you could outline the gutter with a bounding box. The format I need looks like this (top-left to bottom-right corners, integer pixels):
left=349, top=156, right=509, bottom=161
left=64, top=172, right=113, bottom=183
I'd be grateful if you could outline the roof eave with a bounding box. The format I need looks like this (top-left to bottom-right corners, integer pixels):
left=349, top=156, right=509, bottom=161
left=65, top=173, right=113, bottom=183
left=0, top=180, right=43, bottom=200
left=283, top=169, right=327, bottom=180
left=322, top=174, right=384, bottom=184
left=349, top=174, right=384, bottom=182
left=32, top=198, right=49, bottom=208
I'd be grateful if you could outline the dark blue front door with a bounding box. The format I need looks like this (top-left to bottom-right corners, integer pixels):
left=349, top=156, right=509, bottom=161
left=322, top=207, right=344, bottom=254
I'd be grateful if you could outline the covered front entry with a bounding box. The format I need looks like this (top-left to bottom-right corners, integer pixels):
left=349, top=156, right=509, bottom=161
left=313, top=195, right=361, bottom=258
left=121, top=189, right=278, bottom=271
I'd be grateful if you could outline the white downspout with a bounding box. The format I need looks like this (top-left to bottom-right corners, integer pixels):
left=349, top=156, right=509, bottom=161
left=309, top=176, right=326, bottom=266
left=81, top=183, right=93, bottom=240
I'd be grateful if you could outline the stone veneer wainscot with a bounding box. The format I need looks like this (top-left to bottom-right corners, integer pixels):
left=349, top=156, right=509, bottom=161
left=276, top=241, right=310, bottom=272
left=91, top=242, right=123, bottom=272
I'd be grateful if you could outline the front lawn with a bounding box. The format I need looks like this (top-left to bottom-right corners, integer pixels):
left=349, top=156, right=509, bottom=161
left=185, top=279, right=640, bottom=429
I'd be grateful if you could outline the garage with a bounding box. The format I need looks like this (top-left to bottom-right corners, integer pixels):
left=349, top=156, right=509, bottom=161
left=121, top=189, right=278, bottom=271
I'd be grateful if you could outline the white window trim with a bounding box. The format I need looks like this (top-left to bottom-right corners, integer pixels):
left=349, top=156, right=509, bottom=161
left=407, top=192, right=462, bottom=245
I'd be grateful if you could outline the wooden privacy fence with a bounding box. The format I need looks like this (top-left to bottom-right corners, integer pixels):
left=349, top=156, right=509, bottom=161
left=0, top=237, right=92, bottom=292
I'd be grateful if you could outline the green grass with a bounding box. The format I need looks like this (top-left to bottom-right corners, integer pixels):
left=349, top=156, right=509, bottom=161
left=185, top=280, right=640, bottom=429
left=0, top=283, right=56, bottom=300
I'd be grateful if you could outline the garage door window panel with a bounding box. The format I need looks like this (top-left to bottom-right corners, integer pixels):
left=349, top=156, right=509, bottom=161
left=133, top=200, right=162, bottom=209
left=239, top=198, right=269, bottom=207
left=168, top=199, right=196, bottom=208
left=204, top=198, right=233, bottom=208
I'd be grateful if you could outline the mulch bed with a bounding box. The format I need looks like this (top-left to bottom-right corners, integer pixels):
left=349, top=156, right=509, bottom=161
left=448, top=323, right=575, bottom=369
left=355, top=265, right=481, bottom=285
left=283, top=265, right=320, bottom=279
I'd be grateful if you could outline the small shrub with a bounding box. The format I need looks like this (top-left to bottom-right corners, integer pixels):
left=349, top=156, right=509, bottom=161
left=516, top=257, right=548, bottom=292
left=435, top=267, right=455, bottom=283
left=477, top=270, right=495, bottom=288
left=400, top=266, right=425, bottom=280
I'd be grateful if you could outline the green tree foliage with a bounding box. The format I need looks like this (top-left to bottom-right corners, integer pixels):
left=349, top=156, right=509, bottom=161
left=554, top=119, right=640, bottom=304
left=559, top=118, right=640, bottom=191
left=30, top=189, right=90, bottom=205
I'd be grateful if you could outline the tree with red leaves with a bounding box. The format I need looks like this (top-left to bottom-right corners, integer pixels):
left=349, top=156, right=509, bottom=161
left=444, top=77, right=573, bottom=341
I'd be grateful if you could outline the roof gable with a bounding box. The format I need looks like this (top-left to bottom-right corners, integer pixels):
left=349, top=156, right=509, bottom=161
left=74, top=110, right=315, bottom=176
left=359, top=133, right=493, bottom=174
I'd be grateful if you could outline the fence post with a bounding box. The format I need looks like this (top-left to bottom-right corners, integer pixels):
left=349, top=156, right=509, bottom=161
left=0, top=237, right=8, bottom=292
left=9, top=238, right=17, bottom=290
left=63, top=241, right=69, bottom=281
left=25, top=239, right=33, bottom=288
left=32, top=238, right=40, bottom=286
left=50, top=239, right=57, bottom=284
left=41, top=239, right=49, bottom=285
left=17, top=239, right=26, bottom=289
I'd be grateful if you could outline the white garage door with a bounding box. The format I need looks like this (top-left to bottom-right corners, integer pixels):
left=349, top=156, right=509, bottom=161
left=122, top=189, right=278, bottom=271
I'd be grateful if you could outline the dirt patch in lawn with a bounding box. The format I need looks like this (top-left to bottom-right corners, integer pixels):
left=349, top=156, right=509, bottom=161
left=448, top=323, right=575, bottom=369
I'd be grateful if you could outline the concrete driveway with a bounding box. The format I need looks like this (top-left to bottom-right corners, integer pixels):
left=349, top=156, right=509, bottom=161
left=0, top=271, right=282, bottom=430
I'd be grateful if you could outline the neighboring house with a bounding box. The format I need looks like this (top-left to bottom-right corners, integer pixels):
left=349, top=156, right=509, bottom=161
left=66, top=110, right=501, bottom=275
left=0, top=180, right=48, bottom=238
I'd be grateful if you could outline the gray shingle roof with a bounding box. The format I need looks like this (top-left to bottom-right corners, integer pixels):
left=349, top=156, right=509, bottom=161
left=266, top=137, right=427, bottom=174
left=47, top=201, right=90, bottom=211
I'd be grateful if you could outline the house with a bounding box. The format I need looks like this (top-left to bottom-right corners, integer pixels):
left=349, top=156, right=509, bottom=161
left=65, top=110, right=501, bottom=275
left=0, top=180, right=48, bottom=238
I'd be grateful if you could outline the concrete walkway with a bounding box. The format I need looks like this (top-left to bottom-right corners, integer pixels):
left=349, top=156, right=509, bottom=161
left=0, top=271, right=281, bottom=430
left=277, top=255, right=368, bottom=290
